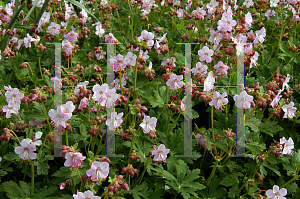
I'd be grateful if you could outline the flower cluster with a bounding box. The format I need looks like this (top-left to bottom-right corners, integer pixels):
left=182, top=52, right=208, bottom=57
left=2, top=85, right=24, bottom=118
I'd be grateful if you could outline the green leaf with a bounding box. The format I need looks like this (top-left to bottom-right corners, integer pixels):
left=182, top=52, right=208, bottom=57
left=3, top=152, right=19, bottom=161
left=280, top=43, right=294, bottom=57
left=67, top=0, right=101, bottom=22
left=32, top=186, right=58, bottom=198
left=220, top=175, right=238, bottom=187
left=148, top=86, right=166, bottom=108
left=132, top=181, right=149, bottom=199
left=260, top=120, right=283, bottom=137
left=245, top=117, right=261, bottom=133
left=174, top=52, right=185, bottom=66
left=2, top=181, right=30, bottom=198
left=295, top=52, right=300, bottom=64
left=0, top=170, right=7, bottom=177
left=262, top=50, right=271, bottom=65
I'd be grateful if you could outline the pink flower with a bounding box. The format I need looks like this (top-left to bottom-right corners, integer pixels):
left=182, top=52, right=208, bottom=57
left=5, top=88, right=24, bottom=104
left=105, top=88, right=118, bottom=108
left=280, top=137, right=294, bottom=155
left=86, top=161, right=109, bottom=182
left=73, top=190, right=101, bottom=199
left=282, top=74, right=291, bottom=91
left=198, top=46, right=214, bottom=63
left=125, top=52, right=137, bottom=66
left=192, top=62, right=208, bottom=76
left=23, top=33, right=32, bottom=48
left=206, top=0, right=218, bottom=15
left=48, top=22, right=60, bottom=35
left=92, top=83, right=109, bottom=106
left=243, top=0, right=254, bottom=8
left=79, top=9, right=88, bottom=23
left=250, top=51, right=259, bottom=68
left=114, top=76, right=127, bottom=90
left=64, top=152, right=86, bottom=168
left=209, top=91, right=228, bottom=110
left=2, top=101, right=20, bottom=119
left=29, top=120, right=44, bottom=128
left=266, top=185, right=287, bottom=199
left=64, top=31, right=78, bottom=42
left=217, top=9, right=237, bottom=32
left=166, top=74, right=184, bottom=90
left=152, top=144, right=170, bottom=162
left=233, top=90, right=253, bottom=109
left=161, top=57, right=176, bottom=68
left=62, top=39, right=74, bottom=56
left=254, top=27, right=266, bottom=44
left=140, top=115, right=157, bottom=134
left=48, top=105, right=72, bottom=128
left=196, top=133, right=205, bottom=145
left=59, top=182, right=65, bottom=190
left=78, top=97, right=89, bottom=110
left=74, top=81, right=89, bottom=96
left=62, top=101, right=76, bottom=114
left=105, top=33, right=118, bottom=43
left=51, top=76, right=62, bottom=89
left=181, top=96, right=186, bottom=111
left=14, top=139, right=37, bottom=161
left=106, top=111, right=123, bottom=131
left=282, top=102, right=297, bottom=119
left=271, top=89, right=282, bottom=108
left=214, top=61, right=229, bottom=76
left=138, top=30, right=155, bottom=47
left=204, top=71, right=215, bottom=92
left=109, top=54, right=129, bottom=72
left=265, top=9, right=276, bottom=20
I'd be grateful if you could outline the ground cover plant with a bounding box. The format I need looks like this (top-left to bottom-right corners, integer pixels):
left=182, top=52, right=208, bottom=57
left=0, top=0, right=300, bottom=198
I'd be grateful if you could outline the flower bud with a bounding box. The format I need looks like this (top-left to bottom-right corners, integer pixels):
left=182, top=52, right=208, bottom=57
left=122, top=182, right=129, bottom=190
left=113, top=187, right=119, bottom=194
left=108, top=186, right=114, bottom=192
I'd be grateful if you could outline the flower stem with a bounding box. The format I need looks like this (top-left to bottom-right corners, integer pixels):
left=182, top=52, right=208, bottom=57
left=280, top=175, right=299, bottom=189
left=100, top=185, right=110, bottom=198
left=31, top=161, right=34, bottom=197
left=66, top=130, right=68, bottom=146
left=133, top=55, right=139, bottom=99
left=136, top=155, right=152, bottom=186
left=71, top=176, right=75, bottom=194
left=41, top=101, right=52, bottom=131
left=119, top=72, right=123, bottom=96
left=206, top=159, right=219, bottom=185
left=127, top=134, right=137, bottom=165
left=211, top=106, right=215, bottom=141
left=168, top=112, right=181, bottom=135
left=37, top=137, right=47, bottom=157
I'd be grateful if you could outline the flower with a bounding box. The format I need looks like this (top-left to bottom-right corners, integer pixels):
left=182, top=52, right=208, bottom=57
left=280, top=137, right=294, bottom=155
left=233, top=90, right=253, bottom=109
left=105, top=33, right=118, bottom=43
left=138, top=30, right=155, bottom=47
left=196, top=133, right=205, bottom=145
left=265, top=10, right=276, bottom=20
left=48, top=22, right=60, bottom=35
left=181, top=96, right=186, bottom=111
left=250, top=51, right=259, bottom=68
left=266, top=185, right=287, bottom=199
left=62, top=101, right=76, bottom=114
left=204, top=71, right=215, bottom=92
left=78, top=97, right=89, bottom=110
left=51, top=76, right=62, bottom=89
left=271, top=89, right=282, bottom=108
left=254, top=27, right=266, bottom=44
left=29, top=120, right=44, bottom=128
left=86, top=161, right=109, bottom=182
left=105, top=88, right=118, bottom=108
left=192, top=62, right=208, bottom=76
left=14, top=139, right=37, bottom=161
left=2, top=101, right=20, bottom=119
left=282, top=102, right=297, bottom=119
left=94, top=22, right=106, bottom=37
left=198, top=46, right=214, bottom=63
left=60, top=182, right=65, bottom=190
left=282, top=74, right=291, bottom=91
left=270, top=0, right=279, bottom=7
left=140, top=115, right=157, bottom=134
left=92, top=83, right=109, bottom=106
left=214, top=61, right=229, bottom=76
left=25, top=131, right=43, bottom=146
left=73, top=190, right=101, bottom=199
left=23, top=33, right=32, bottom=48
left=109, top=54, right=129, bottom=72
left=5, top=88, right=24, bottom=104
left=125, top=52, right=137, bottom=66
left=106, top=112, right=123, bottom=131
left=209, top=91, right=229, bottom=110
left=65, top=31, right=78, bottom=42
left=74, top=81, right=89, bottom=96
left=152, top=144, right=170, bottom=162
left=166, top=74, right=184, bottom=90
left=48, top=105, right=72, bottom=128
left=64, top=152, right=86, bottom=168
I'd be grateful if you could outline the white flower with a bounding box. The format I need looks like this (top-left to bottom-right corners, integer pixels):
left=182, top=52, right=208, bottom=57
left=266, top=185, right=287, bottom=199
left=282, top=101, right=297, bottom=119
left=280, top=137, right=294, bottom=155
left=233, top=90, right=253, bottom=109
left=204, top=71, right=215, bottom=92
left=140, top=115, right=157, bottom=134
left=282, top=74, right=291, bottom=91
left=152, top=144, right=170, bottom=162
left=106, top=112, right=123, bottom=131
left=74, top=81, right=89, bottom=96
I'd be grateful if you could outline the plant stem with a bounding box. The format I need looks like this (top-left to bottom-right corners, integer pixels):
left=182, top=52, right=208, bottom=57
left=168, top=112, right=181, bottom=135
left=133, top=56, right=139, bottom=99
left=127, top=134, right=137, bottom=165
left=211, top=106, right=215, bottom=141
left=119, top=72, right=123, bottom=96
left=41, top=101, right=52, bottom=131
left=71, top=176, right=75, bottom=194
left=31, top=161, right=34, bottom=197
left=206, top=159, right=219, bottom=185
left=66, top=130, right=68, bottom=146
left=136, top=155, right=152, bottom=186
left=37, top=137, right=47, bottom=157
left=23, top=162, right=28, bottom=182
left=280, top=175, right=299, bottom=189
